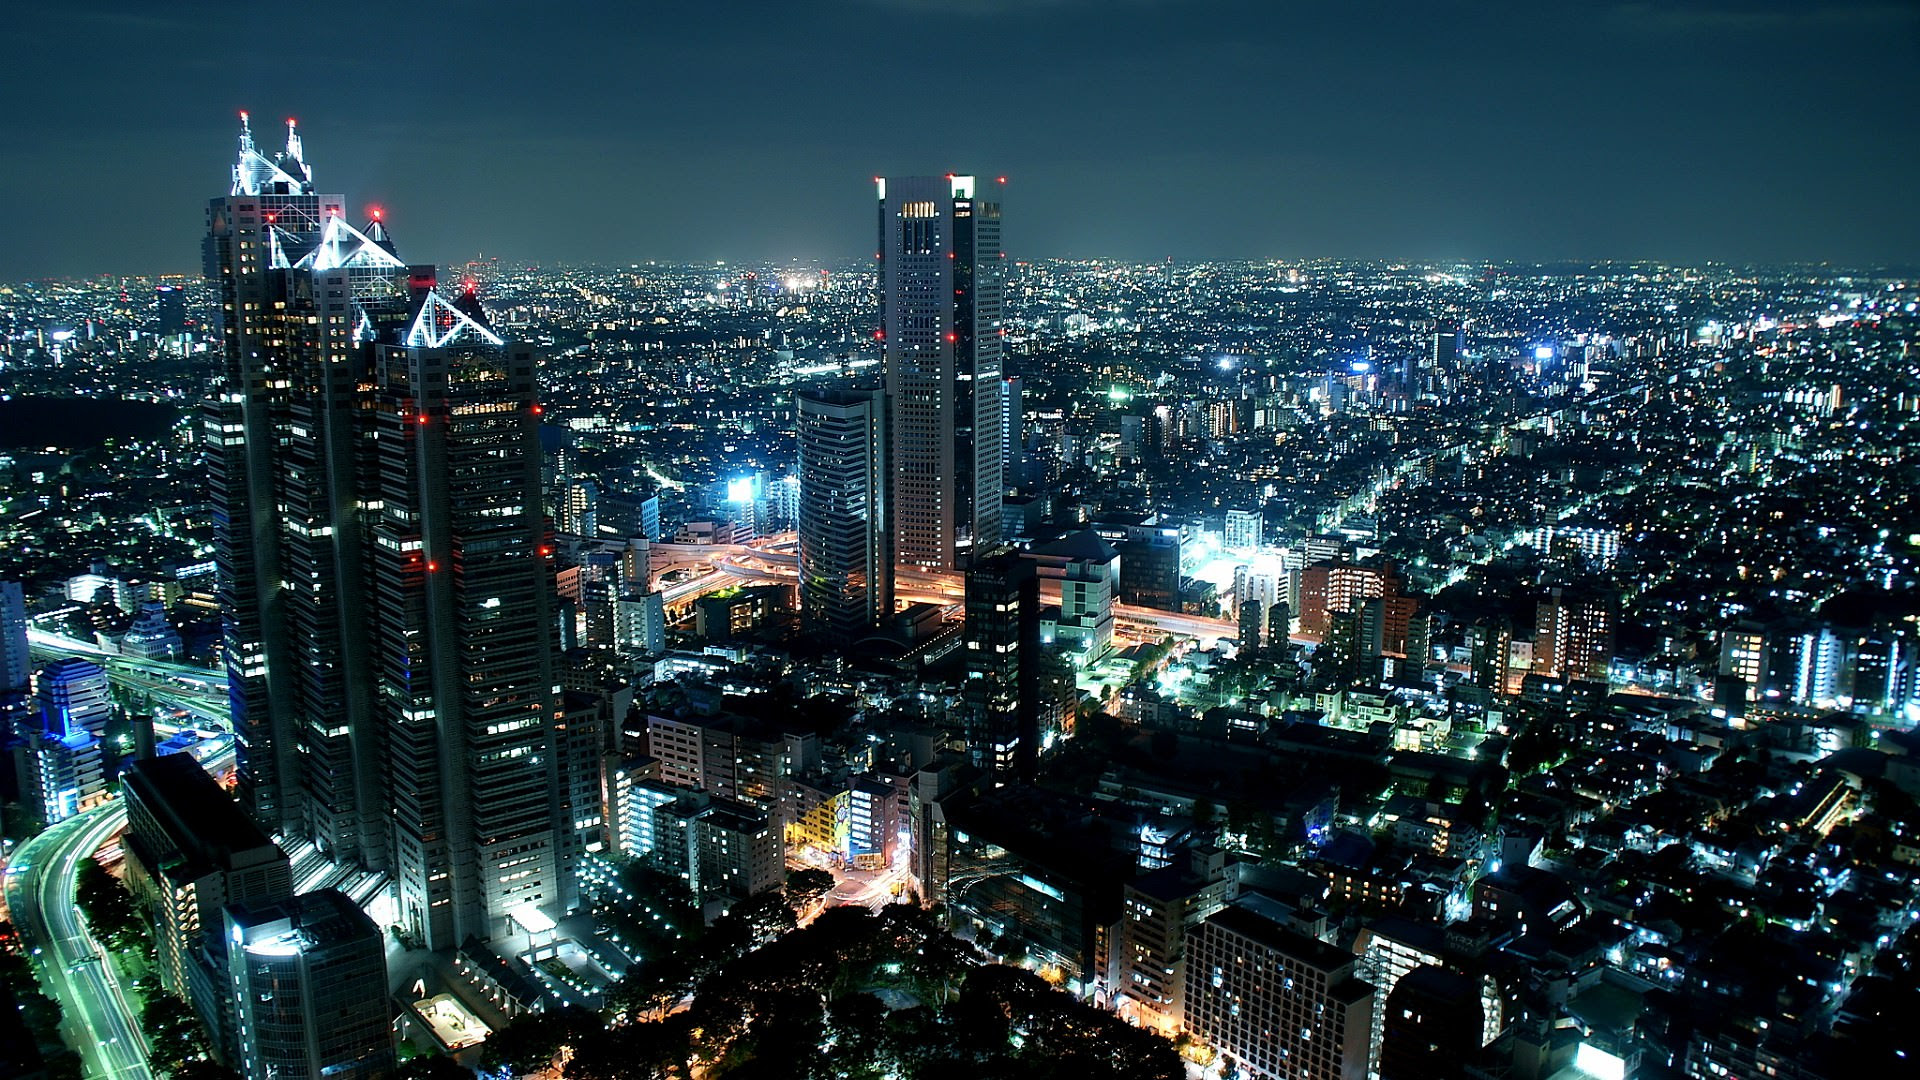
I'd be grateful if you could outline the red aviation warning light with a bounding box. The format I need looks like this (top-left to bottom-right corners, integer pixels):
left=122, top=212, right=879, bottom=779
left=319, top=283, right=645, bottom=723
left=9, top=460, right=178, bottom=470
left=531, top=404, right=544, bottom=416
left=945, top=332, right=957, bottom=343
left=369, top=206, right=383, bottom=220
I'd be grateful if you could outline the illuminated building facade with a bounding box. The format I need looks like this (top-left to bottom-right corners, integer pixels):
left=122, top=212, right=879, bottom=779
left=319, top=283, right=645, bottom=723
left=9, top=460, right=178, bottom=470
left=19, top=658, right=113, bottom=824
left=225, top=889, right=392, bottom=1080
left=876, top=174, right=1005, bottom=571
left=204, top=115, right=567, bottom=950
left=1186, top=902, right=1374, bottom=1080
left=1533, top=586, right=1615, bottom=684
left=121, top=753, right=294, bottom=1060
left=795, top=387, right=892, bottom=645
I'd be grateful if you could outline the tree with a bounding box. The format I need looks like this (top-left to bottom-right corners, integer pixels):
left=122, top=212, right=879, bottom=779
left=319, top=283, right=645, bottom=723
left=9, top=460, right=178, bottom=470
left=169, top=1063, right=243, bottom=1080
left=391, top=1055, right=470, bottom=1080
left=786, top=867, right=834, bottom=910
left=480, top=1006, right=604, bottom=1076
left=76, top=860, right=140, bottom=946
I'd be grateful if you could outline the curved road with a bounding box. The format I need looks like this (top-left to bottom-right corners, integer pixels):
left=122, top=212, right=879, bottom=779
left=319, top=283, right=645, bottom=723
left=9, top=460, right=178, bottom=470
left=5, top=803, right=152, bottom=1080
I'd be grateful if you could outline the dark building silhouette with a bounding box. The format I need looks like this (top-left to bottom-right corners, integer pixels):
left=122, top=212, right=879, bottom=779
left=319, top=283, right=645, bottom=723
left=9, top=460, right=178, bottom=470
left=1378, top=965, right=1488, bottom=1080
left=964, top=549, right=1040, bottom=782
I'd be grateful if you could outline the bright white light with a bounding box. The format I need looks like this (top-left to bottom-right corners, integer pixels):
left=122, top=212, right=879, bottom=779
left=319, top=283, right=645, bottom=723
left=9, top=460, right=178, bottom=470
left=1573, top=1043, right=1626, bottom=1080
left=1534, top=345, right=1556, bottom=362
left=727, top=478, right=755, bottom=503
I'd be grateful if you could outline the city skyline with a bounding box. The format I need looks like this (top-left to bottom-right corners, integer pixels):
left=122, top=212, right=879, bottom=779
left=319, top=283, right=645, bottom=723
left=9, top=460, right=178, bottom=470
left=1, top=10, right=1917, bottom=1075
left=4, top=1, right=1918, bottom=279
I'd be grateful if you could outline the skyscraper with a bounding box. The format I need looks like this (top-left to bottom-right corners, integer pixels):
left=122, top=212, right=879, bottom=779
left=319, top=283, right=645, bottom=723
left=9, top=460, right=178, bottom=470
left=155, top=284, right=188, bottom=337
left=1, top=580, right=30, bottom=694
left=963, top=550, right=1039, bottom=782
left=204, top=114, right=567, bottom=949
left=795, top=387, right=892, bottom=645
left=876, top=175, right=1006, bottom=571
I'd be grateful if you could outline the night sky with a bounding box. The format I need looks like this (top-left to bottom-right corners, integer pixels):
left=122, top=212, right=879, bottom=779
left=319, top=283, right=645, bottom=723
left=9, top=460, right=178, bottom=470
left=5, top=0, right=1916, bottom=278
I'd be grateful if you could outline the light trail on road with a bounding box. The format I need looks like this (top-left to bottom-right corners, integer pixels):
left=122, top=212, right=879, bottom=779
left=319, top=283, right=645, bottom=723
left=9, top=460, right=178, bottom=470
left=5, top=804, right=152, bottom=1080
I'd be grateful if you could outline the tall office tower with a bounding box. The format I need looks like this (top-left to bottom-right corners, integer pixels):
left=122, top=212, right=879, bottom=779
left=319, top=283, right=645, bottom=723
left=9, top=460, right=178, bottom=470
left=2, top=581, right=32, bottom=693
left=155, top=284, right=188, bottom=336
left=224, top=889, right=394, bottom=1080
left=370, top=284, right=566, bottom=949
left=876, top=174, right=1006, bottom=570
left=1533, top=586, right=1615, bottom=684
left=1427, top=328, right=1458, bottom=393
left=205, top=112, right=338, bottom=836
left=795, top=387, right=892, bottom=645
left=1002, top=374, right=1025, bottom=489
left=963, top=550, right=1039, bottom=783
left=204, top=115, right=566, bottom=949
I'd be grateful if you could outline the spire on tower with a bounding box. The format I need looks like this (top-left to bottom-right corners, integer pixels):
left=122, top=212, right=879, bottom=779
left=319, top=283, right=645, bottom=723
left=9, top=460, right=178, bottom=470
left=230, top=108, right=311, bottom=197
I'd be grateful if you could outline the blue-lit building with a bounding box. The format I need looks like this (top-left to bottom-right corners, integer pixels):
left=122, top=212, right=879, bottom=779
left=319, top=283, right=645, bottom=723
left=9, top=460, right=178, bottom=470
left=15, top=658, right=113, bottom=823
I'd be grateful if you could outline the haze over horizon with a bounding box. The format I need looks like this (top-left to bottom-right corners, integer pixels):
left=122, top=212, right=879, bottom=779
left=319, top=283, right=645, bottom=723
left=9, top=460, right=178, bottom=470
left=3, top=0, right=1916, bottom=278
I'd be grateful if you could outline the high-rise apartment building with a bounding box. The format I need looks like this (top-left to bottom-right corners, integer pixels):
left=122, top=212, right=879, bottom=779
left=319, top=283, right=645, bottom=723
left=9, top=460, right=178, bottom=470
left=204, top=115, right=567, bottom=949
left=876, top=175, right=1006, bottom=570
left=1225, top=509, right=1263, bottom=551
left=795, top=387, right=892, bottom=645
left=1533, top=586, right=1615, bottom=684
left=1185, top=901, right=1374, bottom=1080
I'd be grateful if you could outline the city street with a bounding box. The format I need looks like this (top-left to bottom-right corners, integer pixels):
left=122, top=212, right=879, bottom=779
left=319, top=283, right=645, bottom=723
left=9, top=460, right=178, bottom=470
left=4, top=803, right=152, bottom=1080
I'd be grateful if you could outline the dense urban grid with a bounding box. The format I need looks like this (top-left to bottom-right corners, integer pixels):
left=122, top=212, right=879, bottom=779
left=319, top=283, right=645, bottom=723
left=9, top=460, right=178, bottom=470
left=0, top=118, right=1916, bottom=1080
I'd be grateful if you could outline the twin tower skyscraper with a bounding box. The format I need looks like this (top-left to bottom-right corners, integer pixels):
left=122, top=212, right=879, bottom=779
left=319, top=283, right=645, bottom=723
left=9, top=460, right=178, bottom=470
left=796, top=175, right=1009, bottom=644
left=206, top=115, right=569, bottom=950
